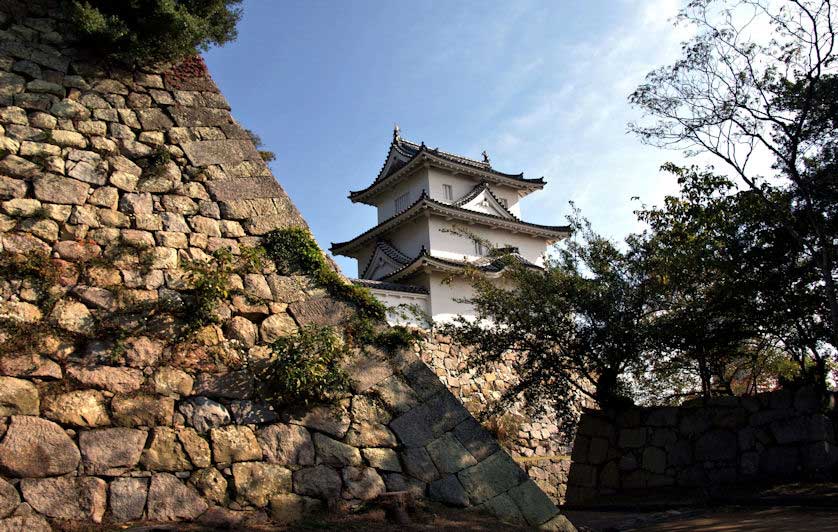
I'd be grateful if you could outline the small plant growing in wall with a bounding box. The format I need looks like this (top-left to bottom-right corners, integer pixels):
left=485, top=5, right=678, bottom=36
left=261, top=227, right=419, bottom=352
left=260, top=325, right=351, bottom=406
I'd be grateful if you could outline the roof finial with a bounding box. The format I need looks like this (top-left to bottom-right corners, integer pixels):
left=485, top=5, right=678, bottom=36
left=393, top=123, right=401, bottom=140
left=482, top=150, right=491, bottom=164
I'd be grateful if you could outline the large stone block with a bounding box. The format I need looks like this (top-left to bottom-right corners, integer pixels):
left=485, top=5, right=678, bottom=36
left=194, top=371, right=254, bottom=400
left=179, top=396, right=231, bottom=433
left=507, top=480, right=559, bottom=526
left=269, top=493, right=323, bottom=525
left=182, top=140, right=260, bottom=167
left=694, top=430, right=737, bottom=461
left=313, top=433, right=362, bottom=466
left=362, top=448, right=401, bottom=472
left=44, top=390, right=111, bottom=427
left=390, top=404, right=433, bottom=447
left=232, top=462, right=292, bottom=507
left=0, top=416, right=80, bottom=477
left=425, top=392, right=471, bottom=437
left=401, top=447, right=439, bottom=483
left=66, top=365, right=144, bottom=393
left=80, top=427, right=147, bottom=475
left=141, top=427, right=193, bottom=471
left=0, top=377, right=39, bottom=416
left=21, top=476, right=107, bottom=523
left=285, top=403, right=351, bottom=439
left=452, top=418, right=500, bottom=462
left=0, top=515, right=52, bottom=532
left=293, top=465, right=342, bottom=499
left=483, top=492, right=524, bottom=524
left=190, top=467, right=228, bottom=505
left=258, top=423, right=315, bottom=465
left=344, top=421, right=398, bottom=448
left=206, top=177, right=286, bottom=201
left=341, top=466, right=385, bottom=501
left=287, top=298, right=351, bottom=327
left=457, top=451, right=525, bottom=505
left=373, top=375, right=420, bottom=414
left=32, top=175, right=89, bottom=204
left=109, top=477, right=148, bottom=522
left=210, top=425, right=262, bottom=464
left=429, top=474, right=469, bottom=507
left=169, top=107, right=232, bottom=127
left=111, top=394, right=175, bottom=427
left=147, top=473, right=208, bottom=521
left=0, top=479, right=19, bottom=519
left=426, top=432, right=478, bottom=474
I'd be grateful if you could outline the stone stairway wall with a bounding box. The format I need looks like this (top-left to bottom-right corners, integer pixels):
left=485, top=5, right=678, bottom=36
left=0, top=2, right=574, bottom=530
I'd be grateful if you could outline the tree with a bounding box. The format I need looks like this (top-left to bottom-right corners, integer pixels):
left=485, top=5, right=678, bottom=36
left=438, top=210, right=658, bottom=425
left=630, top=0, right=837, bottom=387
left=65, top=0, right=243, bottom=65
left=636, top=164, right=823, bottom=399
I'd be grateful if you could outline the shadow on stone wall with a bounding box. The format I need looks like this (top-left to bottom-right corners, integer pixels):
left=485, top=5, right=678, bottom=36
left=0, top=2, right=576, bottom=530
left=565, top=388, right=838, bottom=506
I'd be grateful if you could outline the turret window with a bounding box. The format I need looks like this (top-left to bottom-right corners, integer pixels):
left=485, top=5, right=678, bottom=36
left=442, top=184, right=453, bottom=201
left=395, top=193, right=409, bottom=213
left=474, top=241, right=486, bottom=256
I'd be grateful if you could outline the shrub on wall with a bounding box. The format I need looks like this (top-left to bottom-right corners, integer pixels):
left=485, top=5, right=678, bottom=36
left=260, top=325, right=351, bottom=406
left=64, top=0, right=243, bottom=65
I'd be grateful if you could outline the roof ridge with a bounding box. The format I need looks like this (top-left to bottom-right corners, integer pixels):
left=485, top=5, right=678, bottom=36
left=381, top=249, right=543, bottom=282
left=331, top=193, right=569, bottom=256
left=399, top=138, right=491, bottom=170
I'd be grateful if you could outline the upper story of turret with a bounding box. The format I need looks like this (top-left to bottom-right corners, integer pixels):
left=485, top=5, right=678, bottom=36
left=349, top=127, right=547, bottom=223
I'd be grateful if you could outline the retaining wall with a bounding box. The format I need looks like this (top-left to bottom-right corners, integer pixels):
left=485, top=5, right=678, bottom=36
left=0, top=3, right=574, bottom=530
left=566, top=388, right=838, bottom=504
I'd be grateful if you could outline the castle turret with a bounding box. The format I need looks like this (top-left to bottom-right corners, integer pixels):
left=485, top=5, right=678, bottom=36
left=331, top=128, right=569, bottom=323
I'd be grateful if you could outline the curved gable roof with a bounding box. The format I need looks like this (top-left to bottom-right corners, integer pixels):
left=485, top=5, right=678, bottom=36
left=330, top=191, right=570, bottom=257
left=350, top=134, right=546, bottom=204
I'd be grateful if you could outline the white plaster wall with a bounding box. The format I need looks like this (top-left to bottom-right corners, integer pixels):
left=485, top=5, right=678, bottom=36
left=374, top=168, right=430, bottom=222
left=369, top=288, right=430, bottom=327
left=348, top=217, right=431, bottom=278
left=427, top=272, right=477, bottom=324
left=426, top=167, right=522, bottom=217
left=427, top=216, right=549, bottom=265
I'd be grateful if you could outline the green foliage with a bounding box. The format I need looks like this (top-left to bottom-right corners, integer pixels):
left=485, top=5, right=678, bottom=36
left=64, top=0, right=243, bottom=65
left=245, top=129, right=277, bottom=163
left=629, top=0, right=837, bottom=391
left=440, top=207, right=653, bottom=431
left=260, top=325, right=351, bottom=406
left=0, top=250, right=61, bottom=307
left=148, top=146, right=172, bottom=169
left=262, top=228, right=414, bottom=352
left=181, top=246, right=264, bottom=328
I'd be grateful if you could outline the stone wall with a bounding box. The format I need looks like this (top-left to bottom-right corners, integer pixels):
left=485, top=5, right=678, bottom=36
left=418, top=334, right=571, bottom=504
left=566, top=388, right=838, bottom=504
left=0, top=3, right=574, bottom=530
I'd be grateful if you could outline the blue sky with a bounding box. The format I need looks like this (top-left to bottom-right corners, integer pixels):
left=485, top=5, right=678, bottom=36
left=203, top=0, right=690, bottom=275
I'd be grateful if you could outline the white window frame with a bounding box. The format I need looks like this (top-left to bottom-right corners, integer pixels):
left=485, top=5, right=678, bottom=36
left=394, top=192, right=410, bottom=213
left=474, top=240, right=486, bottom=256
left=442, top=184, right=453, bottom=202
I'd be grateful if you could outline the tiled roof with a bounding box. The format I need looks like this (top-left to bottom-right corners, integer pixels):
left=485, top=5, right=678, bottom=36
left=381, top=247, right=543, bottom=283
left=351, top=278, right=429, bottom=295
left=350, top=134, right=546, bottom=203
left=330, top=191, right=570, bottom=256
left=359, top=240, right=411, bottom=279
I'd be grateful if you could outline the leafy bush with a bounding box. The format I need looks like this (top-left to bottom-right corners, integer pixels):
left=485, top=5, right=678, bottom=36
left=260, top=325, right=351, bottom=406
left=261, top=228, right=419, bottom=351
left=64, top=0, right=243, bottom=65
left=181, top=246, right=264, bottom=327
